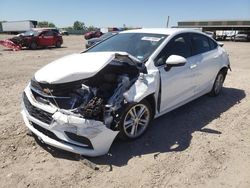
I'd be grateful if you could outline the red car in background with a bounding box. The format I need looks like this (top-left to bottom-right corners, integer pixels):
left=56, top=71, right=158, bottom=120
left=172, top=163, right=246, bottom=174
left=7, top=28, right=63, bottom=50
left=84, top=30, right=103, bottom=40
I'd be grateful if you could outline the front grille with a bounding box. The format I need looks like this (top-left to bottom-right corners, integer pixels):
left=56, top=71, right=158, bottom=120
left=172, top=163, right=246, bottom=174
left=30, top=78, right=82, bottom=96
left=30, top=79, right=43, bottom=91
left=23, top=92, right=53, bottom=124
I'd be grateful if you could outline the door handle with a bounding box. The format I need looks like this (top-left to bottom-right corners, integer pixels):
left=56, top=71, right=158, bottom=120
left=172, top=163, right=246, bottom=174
left=190, top=64, right=197, bottom=69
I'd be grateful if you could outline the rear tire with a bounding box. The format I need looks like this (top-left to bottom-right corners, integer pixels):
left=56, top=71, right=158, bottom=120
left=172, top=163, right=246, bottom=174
left=209, top=71, right=226, bottom=96
left=55, top=41, right=61, bottom=48
left=118, top=100, right=152, bottom=140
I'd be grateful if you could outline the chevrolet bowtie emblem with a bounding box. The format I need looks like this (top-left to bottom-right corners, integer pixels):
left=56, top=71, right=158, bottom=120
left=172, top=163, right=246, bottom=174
left=43, top=88, right=53, bottom=94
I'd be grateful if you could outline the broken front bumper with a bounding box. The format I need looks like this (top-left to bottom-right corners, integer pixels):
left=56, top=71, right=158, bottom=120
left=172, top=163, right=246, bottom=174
left=21, top=85, right=118, bottom=157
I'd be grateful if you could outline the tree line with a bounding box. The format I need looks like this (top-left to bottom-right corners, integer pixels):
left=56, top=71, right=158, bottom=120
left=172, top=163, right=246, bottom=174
left=38, top=21, right=98, bottom=31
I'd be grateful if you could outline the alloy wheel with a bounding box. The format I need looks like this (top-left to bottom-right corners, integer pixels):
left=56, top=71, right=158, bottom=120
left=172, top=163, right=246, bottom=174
left=123, top=104, right=150, bottom=138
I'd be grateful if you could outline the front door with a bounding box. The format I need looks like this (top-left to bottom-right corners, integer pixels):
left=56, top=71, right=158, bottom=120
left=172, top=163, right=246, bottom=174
left=155, top=33, right=197, bottom=113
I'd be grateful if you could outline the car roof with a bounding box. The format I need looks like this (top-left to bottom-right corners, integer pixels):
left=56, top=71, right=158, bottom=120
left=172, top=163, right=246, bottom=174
left=121, top=28, right=203, bottom=36
left=32, top=28, right=58, bottom=32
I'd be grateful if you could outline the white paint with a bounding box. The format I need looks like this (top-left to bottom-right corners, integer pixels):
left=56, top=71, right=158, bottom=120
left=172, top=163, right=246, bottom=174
left=21, top=28, right=231, bottom=156
left=124, top=69, right=159, bottom=103
left=35, top=52, right=117, bottom=84
left=35, top=51, right=140, bottom=84
left=166, top=55, right=187, bottom=65
left=21, top=110, right=118, bottom=156
left=22, top=89, right=119, bottom=156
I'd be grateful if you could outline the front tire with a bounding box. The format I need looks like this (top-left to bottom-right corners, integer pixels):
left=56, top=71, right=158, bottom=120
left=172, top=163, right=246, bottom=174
left=209, top=71, right=226, bottom=96
left=118, top=100, right=152, bottom=140
left=30, top=42, right=37, bottom=50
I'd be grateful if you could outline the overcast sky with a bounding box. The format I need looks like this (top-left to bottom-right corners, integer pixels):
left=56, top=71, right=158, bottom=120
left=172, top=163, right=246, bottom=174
left=0, top=0, right=250, bottom=28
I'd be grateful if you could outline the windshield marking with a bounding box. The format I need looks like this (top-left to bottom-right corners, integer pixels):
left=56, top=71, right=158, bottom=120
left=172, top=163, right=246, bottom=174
left=141, top=36, right=162, bottom=42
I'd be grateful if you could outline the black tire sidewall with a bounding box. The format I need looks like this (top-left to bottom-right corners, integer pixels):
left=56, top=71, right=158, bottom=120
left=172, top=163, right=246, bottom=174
left=30, top=42, right=37, bottom=50
left=55, top=41, right=61, bottom=48
left=209, top=71, right=225, bottom=96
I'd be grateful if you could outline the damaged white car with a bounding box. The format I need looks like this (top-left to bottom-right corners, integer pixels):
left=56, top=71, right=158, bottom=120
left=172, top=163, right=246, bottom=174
left=21, top=29, right=230, bottom=156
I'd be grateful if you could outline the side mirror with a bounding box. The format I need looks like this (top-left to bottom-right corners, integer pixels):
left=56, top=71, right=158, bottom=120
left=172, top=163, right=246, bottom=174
left=165, top=55, right=187, bottom=71
left=164, top=55, right=187, bottom=71
left=218, top=42, right=224, bottom=47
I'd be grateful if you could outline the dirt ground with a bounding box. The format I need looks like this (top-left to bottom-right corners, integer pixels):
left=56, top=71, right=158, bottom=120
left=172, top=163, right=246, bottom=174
left=0, top=34, right=249, bottom=188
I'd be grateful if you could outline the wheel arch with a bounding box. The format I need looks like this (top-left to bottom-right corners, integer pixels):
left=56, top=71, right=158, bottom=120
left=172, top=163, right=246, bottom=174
left=220, top=66, right=228, bottom=76
left=141, top=93, right=156, bottom=119
left=218, top=66, right=229, bottom=81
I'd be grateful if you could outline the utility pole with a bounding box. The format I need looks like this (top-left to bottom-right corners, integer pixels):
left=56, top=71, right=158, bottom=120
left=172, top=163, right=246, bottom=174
left=166, top=16, right=170, bottom=28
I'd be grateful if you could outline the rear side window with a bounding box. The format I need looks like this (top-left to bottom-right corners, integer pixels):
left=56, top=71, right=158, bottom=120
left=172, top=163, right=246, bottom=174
left=155, top=34, right=192, bottom=66
left=208, top=38, right=218, bottom=50
left=191, top=33, right=211, bottom=55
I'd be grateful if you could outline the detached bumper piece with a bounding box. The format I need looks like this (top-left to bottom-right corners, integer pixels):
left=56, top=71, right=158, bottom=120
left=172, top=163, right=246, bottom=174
left=0, top=39, right=22, bottom=51
left=21, top=86, right=118, bottom=157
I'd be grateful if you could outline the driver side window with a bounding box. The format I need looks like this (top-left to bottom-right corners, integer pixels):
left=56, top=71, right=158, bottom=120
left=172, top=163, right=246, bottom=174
left=155, top=33, right=192, bottom=66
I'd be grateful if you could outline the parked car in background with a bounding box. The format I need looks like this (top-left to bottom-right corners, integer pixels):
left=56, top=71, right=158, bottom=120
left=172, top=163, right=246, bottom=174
left=234, top=31, right=250, bottom=42
left=17, top=28, right=59, bottom=36
left=10, top=28, right=63, bottom=49
left=204, top=31, right=215, bottom=39
left=216, top=31, right=227, bottom=41
left=21, top=29, right=230, bottom=156
left=59, top=29, right=69, bottom=36
left=85, top=32, right=118, bottom=48
left=84, top=30, right=103, bottom=40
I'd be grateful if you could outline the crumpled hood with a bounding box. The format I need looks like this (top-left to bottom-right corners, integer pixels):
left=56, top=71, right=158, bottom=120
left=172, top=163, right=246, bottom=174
left=35, top=52, right=123, bottom=84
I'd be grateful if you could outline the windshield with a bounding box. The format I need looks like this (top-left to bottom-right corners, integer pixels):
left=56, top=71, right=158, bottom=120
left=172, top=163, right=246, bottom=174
left=88, top=33, right=167, bottom=61
left=22, top=30, right=40, bottom=36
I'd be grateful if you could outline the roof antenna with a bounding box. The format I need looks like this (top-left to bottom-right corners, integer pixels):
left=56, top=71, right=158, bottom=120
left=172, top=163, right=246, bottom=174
left=166, top=16, right=170, bottom=28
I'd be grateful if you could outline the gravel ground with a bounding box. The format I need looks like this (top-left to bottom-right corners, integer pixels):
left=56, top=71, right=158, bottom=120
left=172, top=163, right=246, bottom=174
left=0, top=34, right=249, bottom=188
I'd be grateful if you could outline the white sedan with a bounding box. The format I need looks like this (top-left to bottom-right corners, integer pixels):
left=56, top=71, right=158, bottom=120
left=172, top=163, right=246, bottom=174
left=21, top=28, right=230, bottom=156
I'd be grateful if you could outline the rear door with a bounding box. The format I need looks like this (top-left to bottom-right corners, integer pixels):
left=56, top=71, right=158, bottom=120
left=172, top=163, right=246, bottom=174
left=190, top=33, right=220, bottom=94
left=155, top=33, right=198, bottom=113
